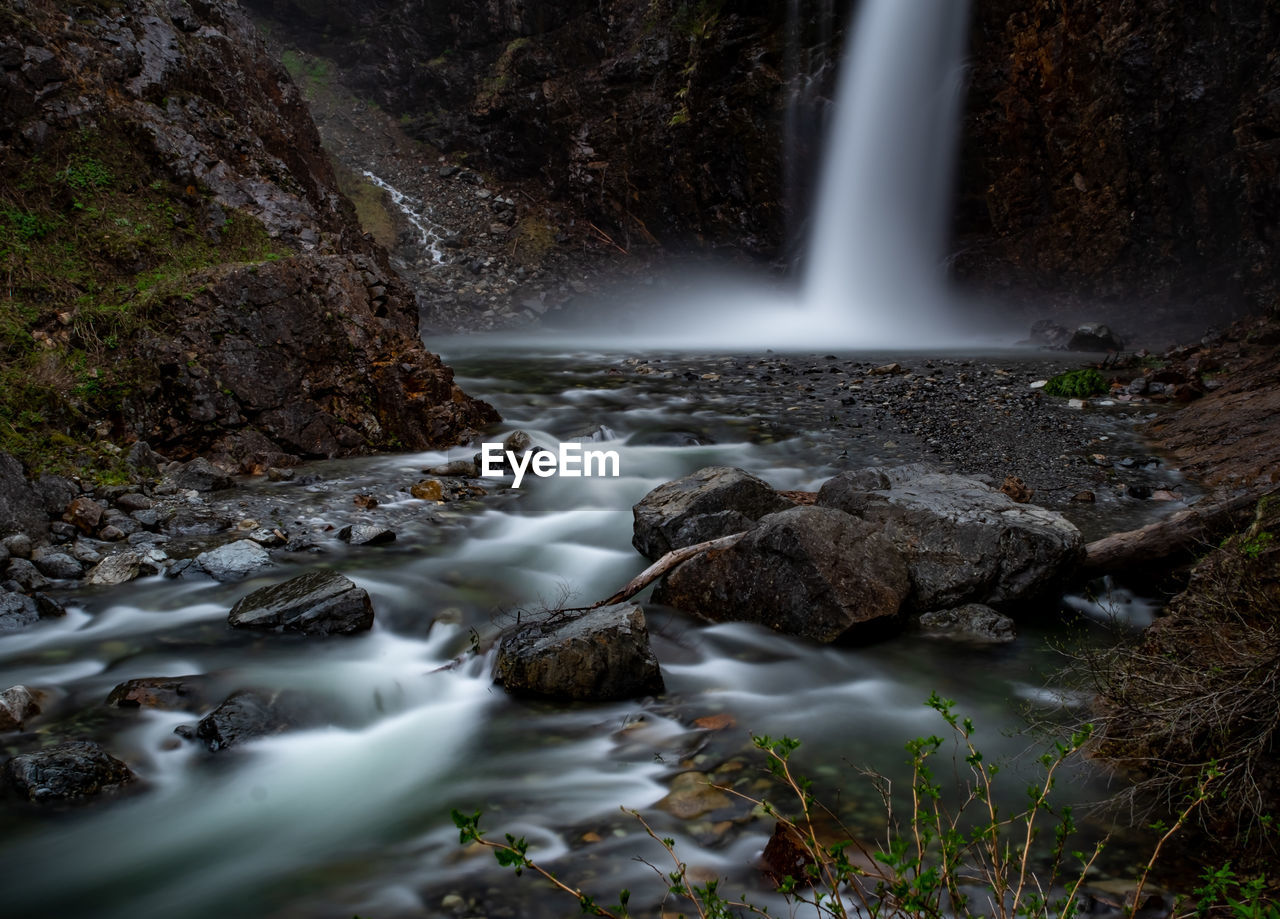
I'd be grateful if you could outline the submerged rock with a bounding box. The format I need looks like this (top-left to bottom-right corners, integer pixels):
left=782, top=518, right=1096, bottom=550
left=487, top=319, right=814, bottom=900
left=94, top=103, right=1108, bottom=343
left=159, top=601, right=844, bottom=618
left=632, top=466, right=791, bottom=561
left=3, top=741, right=136, bottom=802
left=654, top=505, right=910, bottom=643
left=495, top=603, right=663, bottom=701
left=336, top=524, right=396, bottom=546
left=106, top=675, right=217, bottom=711
left=228, top=570, right=374, bottom=635
left=195, top=540, right=272, bottom=581
left=817, top=468, right=1082, bottom=611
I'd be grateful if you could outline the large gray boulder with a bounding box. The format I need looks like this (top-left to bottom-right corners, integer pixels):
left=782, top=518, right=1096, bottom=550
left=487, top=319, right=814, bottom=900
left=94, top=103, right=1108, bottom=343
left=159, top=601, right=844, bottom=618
left=817, top=469, right=1083, bottom=611
left=495, top=603, right=664, bottom=701
left=3, top=741, right=136, bottom=802
left=653, top=505, right=910, bottom=643
left=632, top=466, right=791, bottom=561
left=228, top=570, right=374, bottom=635
left=0, top=452, right=48, bottom=540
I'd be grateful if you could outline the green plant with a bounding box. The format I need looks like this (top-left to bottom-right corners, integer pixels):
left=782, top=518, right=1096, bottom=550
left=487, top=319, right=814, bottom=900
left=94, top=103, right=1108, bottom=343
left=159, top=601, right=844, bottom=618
left=1043, top=369, right=1106, bottom=399
left=452, top=695, right=1239, bottom=919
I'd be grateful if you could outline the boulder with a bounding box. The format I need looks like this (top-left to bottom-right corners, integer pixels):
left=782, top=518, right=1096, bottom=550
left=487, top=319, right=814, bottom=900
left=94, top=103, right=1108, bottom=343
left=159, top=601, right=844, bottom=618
left=2, top=533, right=33, bottom=558
left=918, top=604, right=1016, bottom=643
left=0, top=685, right=42, bottom=731
left=817, top=469, right=1083, bottom=611
left=228, top=570, right=374, bottom=635
left=336, top=524, right=396, bottom=546
left=85, top=552, right=143, bottom=586
left=0, top=452, right=48, bottom=540
left=653, top=506, right=911, bottom=643
left=3, top=741, right=136, bottom=802
left=30, top=548, right=83, bottom=580
left=168, top=457, right=233, bottom=492
left=106, top=675, right=216, bottom=711
left=495, top=603, right=664, bottom=701
left=5, top=558, right=50, bottom=592
left=632, top=466, right=791, bottom=561
left=194, top=539, right=272, bottom=581
left=1067, top=323, right=1124, bottom=352
left=125, top=441, right=167, bottom=473
left=180, top=689, right=305, bottom=752
left=63, top=496, right=105, bottom=534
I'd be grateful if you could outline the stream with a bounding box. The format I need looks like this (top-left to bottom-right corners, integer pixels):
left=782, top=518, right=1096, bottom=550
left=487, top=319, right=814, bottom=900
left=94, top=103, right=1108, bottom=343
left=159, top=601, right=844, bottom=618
left=0, top=346, right=1175, bottom=919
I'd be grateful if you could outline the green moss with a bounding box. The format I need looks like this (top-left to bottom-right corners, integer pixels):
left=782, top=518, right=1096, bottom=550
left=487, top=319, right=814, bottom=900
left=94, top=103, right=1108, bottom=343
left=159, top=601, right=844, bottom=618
left=333, top=163, right=397, bottom=249
left=511, top=217, right=557, bottom=262
left=474, top=37, right=531, bottom=110
left=1043, top=368, right=1106, bottom=398
left=0, top=124, right=288, bottom=476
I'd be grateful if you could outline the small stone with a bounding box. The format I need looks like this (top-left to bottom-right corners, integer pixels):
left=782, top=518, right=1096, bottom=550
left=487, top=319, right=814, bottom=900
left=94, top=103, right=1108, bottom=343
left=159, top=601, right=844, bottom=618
left=4, top=741, right=136, bottom=802
left=115, top=493, right=153, bottom=513
left=266, top=467, right=295, bottom=482
left=336, top=524, right=396, bottom=546
left=657, top=772, right=732, bottom=819
left=411, top=479, right=444, bottom=502
left=1071, top=491, right=1096, bottom=503
left=98, top=525, right=127, bottom=541
left=6, top=558, right=50, bottom=591
left=353, top=494, right=378, bottom=510
left=424, top=459, right=477, bottom=477
left=194, top=540, right=272, bottom=581
left=106, top=675, right=214, bottom=710
left=0, top=684, right=42, bottom=731
left=229, top=570, right=374, bottom=635
left=0, top=591, right=39, bottom=633
left=3, top=533, right=33, bottom=559
left=31, top=549, right=83, bottom=580
left=919, top=604, right=1016, bottom=642
left=168, top=457, right=232, bottom=492
left=63, top=496, right=105, bottom=534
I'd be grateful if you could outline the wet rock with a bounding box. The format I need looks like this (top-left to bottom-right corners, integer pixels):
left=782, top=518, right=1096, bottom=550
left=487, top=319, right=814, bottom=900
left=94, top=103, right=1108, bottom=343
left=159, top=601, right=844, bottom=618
left=918, top=604, right=1016, bottom=643
left=0, top=452, right=48, bottom=540
left=817, top=469, right=1083, bottom=611
left=182, top=689, right=304, bottom=752
left=411, top=479, right=444, bottom=501
left=63, top=496, right=105, bottom=534
left=632, top=466, right=791, bottom=561
left=228, top=570, right=374, bottom=635
left=1067, top=323, right=1124, bottom=352
left=352, top=493, right=378, bottom=509
left=495, top=603, right=663, bottom=701
left=115, top=493, right=153, bottom=513
left=194, top=539, right=272, bottom=581
left=424, top=459, right=477, bottom=477
left=654, top=506, right=910, bottom=643
left=3, top=741, right=136, bottom=802
left=85, top=552, right=143, bottom=586
left=0, top=685, right=42, bottom=731
left=0, top=591, right=40, bottom=633
left=6, top=558, right=50, bottom=592
left=31, top=548, right=83, bottom=580
left=33, top=592, right=66, bottom=621
left=106, top=675, right=215, bottom=711
left=266, top=466, right=295, bottom=482
left=656, top=771, right=732, bottom=819
left=168, top=457, right=233, bottom=492
left=336, top=524, right=396, bottom=546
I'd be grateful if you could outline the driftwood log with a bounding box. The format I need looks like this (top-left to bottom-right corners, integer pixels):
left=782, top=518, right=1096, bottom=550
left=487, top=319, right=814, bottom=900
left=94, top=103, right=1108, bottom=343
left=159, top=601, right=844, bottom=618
left=1082, top=489, right=1271, bottom=575
left=587, top=532, right=745, bottom=609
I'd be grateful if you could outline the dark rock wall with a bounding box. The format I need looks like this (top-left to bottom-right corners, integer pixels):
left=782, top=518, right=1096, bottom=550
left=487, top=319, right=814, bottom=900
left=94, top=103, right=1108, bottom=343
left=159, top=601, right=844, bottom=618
left=1, top=0, right=495, bottom=464
left=248, top=0, right=1280, bottom=317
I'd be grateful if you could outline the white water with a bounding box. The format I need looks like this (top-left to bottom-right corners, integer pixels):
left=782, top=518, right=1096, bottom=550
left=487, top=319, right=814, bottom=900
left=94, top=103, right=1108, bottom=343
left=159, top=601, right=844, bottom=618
left=362, top=170, right=450, bottom=263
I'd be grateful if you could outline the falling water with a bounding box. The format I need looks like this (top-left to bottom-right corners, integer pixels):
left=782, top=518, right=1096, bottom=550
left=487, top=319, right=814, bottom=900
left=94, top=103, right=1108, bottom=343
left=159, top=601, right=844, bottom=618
left=800, top=0, right=972, bottom=342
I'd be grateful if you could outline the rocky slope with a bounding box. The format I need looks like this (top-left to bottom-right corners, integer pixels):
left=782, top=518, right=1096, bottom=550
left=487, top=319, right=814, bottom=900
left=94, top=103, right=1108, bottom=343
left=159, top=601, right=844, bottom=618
left=244, top=0, right=1279, bottom=329
left=0, top=0, right=495, bottom=477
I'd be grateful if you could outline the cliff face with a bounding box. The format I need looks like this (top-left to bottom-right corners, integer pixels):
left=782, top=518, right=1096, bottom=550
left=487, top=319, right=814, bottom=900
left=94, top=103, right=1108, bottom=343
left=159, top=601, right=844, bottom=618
left=957, top=0, right=1280, bottom=319
left=245, top=0, right=1280, bottom=322
left=0, top=0, right=495, bottom=475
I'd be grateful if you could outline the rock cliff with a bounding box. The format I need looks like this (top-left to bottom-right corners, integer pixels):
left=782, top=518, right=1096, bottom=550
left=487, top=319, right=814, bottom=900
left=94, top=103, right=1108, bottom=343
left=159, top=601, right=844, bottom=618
left=0, top=0, right=495, bottom=474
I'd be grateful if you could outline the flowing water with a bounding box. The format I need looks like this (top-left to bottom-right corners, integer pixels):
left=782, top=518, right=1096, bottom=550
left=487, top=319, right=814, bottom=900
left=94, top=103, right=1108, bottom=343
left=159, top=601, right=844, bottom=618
left=0, top=348, right=1160, bottom=919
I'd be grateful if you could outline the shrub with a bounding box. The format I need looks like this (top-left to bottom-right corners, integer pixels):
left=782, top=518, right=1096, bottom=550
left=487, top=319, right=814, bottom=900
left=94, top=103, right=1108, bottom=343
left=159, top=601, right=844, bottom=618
left=1043, top=368, right=1106, bottom=399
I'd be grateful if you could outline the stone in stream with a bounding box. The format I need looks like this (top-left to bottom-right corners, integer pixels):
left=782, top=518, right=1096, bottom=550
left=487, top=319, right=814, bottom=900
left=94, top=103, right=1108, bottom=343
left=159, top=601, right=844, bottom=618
left=632, top=465, right=792, bottom=561
left=918, top=604, right=1016, bottom=643
left=3, top=741, right=136, bottom=802
left=85, top=551, right=143, bottom=586
left=424, top=459, right=478, bottom=477
left=653, top=505, right=911, bottom=643
left=817, top=468, right=1083, bottom=612
left=0, top=685, right=42, bottom=731
left=336, top=524, right=396, bottom=546
left=178, top=689, right=308, bottom=752
left=494, top=603, right=664, bottom=701
left=106, top=675, right=217, bottom=711
left=228, top=570, right=374, bottom=635
left=194, top=539, right=272, bottom=581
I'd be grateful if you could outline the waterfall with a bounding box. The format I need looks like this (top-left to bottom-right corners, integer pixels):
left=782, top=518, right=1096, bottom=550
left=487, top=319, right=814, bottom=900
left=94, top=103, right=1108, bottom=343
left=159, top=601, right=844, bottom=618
left=800, top=0, right=972, bottom=344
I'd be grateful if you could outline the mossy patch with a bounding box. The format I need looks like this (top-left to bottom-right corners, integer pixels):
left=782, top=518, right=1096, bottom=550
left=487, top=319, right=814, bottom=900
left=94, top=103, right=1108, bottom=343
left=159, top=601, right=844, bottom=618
left=511, top=217, right=557, bottom=263
left=1043, top=368, right=1106, bottom=398
left=0, top=124, right=287, bottom=476
left=332, top=163, right=397, bottom=249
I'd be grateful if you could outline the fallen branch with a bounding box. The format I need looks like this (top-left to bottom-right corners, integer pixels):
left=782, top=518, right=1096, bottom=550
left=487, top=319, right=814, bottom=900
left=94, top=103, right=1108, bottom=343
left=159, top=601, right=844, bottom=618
left=1082, top=489, right=1271, bottom=575
left=585, top=532, right=745, bottom=610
